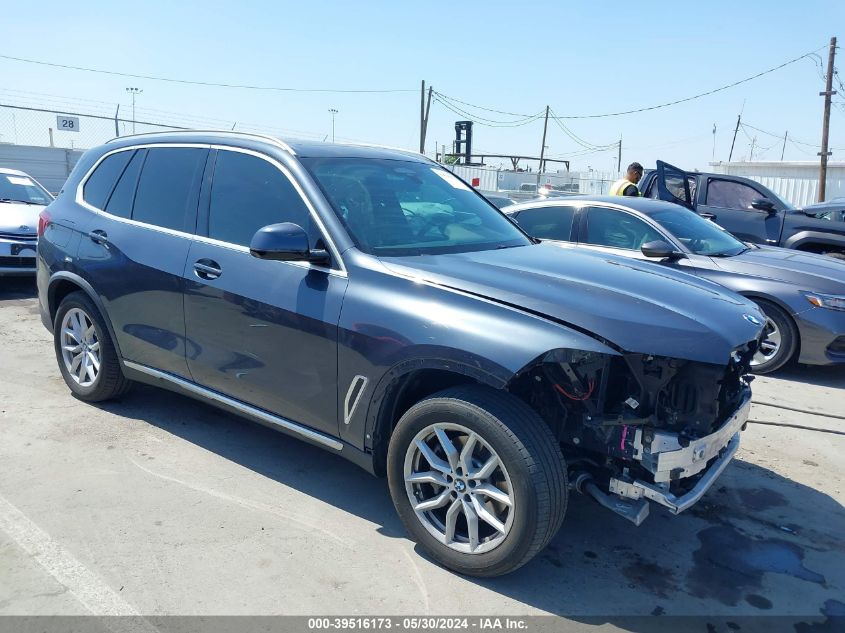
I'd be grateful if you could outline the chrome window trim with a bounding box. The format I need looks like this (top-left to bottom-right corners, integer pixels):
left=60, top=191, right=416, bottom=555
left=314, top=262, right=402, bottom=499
left=75, top=142, right=347, bottom=277
left=123, top=361, right=343, bottom=451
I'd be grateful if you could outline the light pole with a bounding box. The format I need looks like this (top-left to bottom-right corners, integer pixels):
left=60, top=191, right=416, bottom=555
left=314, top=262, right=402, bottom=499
left=328, top=108, right=338, bottom=143
left=126, top=87, right=142, bottom=134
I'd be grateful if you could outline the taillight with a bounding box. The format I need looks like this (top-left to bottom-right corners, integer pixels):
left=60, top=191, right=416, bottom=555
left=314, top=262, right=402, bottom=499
left=37, top=209, right=51, bottom=237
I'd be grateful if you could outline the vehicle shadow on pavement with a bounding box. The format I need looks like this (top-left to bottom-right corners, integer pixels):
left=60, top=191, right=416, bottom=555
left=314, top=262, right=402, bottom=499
left=0, top=277, right=38, bottom=302
left=91, top=384, right=845, bottom=624
left=773, top=363, right=845, bottom=389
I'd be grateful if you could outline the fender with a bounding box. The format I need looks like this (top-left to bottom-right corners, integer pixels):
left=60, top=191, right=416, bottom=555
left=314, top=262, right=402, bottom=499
left=782, top=230, right=845, bottom=252
left=47, top=270, right=124, bottom=359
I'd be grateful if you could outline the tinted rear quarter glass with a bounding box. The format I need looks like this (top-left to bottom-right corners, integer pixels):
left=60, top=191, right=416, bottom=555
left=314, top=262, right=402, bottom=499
left=104, top=149, right=145, bottom=219
left=132, top=148, right=208, bottom=232
left=515, top=206, right=576, bottom=241
left=82, top=151, right=133, bottom=209
left=207, top=150, right=312, bottom=247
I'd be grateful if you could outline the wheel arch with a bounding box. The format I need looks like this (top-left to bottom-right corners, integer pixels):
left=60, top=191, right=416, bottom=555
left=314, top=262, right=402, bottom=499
left=365, top=358, right=512, bottom=477
left=782, top=231, right=845, bottom=255
left=47, top=271, right=123, bottom=359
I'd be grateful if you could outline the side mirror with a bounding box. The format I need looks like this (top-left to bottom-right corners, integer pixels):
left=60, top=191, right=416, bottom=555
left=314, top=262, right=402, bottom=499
left=751, top=198, right=776, bottom=214
left=641, top=240, right=684, bottom=260
left=249, top=223, right=331, bottom=266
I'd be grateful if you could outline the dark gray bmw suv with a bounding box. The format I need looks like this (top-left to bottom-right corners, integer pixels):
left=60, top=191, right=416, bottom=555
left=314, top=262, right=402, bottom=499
left=38, top=132, right=765, bottom=576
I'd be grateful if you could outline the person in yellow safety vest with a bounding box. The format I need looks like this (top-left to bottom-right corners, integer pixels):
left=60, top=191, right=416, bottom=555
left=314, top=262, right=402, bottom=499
left=609, top=162, right=644, bottom=196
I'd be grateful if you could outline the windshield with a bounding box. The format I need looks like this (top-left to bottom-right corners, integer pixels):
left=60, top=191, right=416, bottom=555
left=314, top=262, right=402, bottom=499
left=651, top=207, right=747, bottom=256
left=302, top=157, right=530, bottom=256
left=0, top=173, right=53, bottom=205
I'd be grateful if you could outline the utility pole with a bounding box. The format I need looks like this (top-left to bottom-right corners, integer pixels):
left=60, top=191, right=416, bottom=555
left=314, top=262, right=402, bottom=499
left=749, top=136, right=757, bottom=162
left=712, top=123, right=717, bottom=162
left=420, top=86, right=433, bottom=155
left=538, top=106, right=550, bottom=179
left=419, top=80, right=426, bottom=154
left=818, top=36, right=837, bottom=202
left=728, top=113, right=741, bottom=162
left=125, top=87, right=142, bottom=134
left=616, top=137, right=622, bottom=173
left=781, top=131, right=788, bottom=161
left=328, top=108, right=338, bottom=142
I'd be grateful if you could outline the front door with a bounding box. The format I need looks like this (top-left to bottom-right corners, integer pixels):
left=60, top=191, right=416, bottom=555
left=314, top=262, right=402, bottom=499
left=696, top=177, right=782, bottom=245
left=183, top=148, right=346, bottom=436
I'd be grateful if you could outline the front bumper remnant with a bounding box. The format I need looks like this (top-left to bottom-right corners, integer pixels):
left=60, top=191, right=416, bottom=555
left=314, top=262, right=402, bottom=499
left=589, top=390, right=751, bottom=524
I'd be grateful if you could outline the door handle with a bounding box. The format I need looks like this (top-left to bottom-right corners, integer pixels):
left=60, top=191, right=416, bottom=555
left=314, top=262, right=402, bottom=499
left=193, top=259, right=222, bottom=280
left=88, top=230, right=108, bottom=245
left=699, top=212, right=717, bottom=220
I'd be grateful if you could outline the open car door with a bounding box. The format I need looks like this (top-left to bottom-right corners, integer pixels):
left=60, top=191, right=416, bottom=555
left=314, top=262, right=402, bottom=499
left=655, top=160, right=694, bottom=210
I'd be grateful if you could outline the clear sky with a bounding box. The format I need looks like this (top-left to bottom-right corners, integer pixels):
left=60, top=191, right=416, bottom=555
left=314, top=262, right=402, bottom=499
left=1, top=0, right=843, bottom=173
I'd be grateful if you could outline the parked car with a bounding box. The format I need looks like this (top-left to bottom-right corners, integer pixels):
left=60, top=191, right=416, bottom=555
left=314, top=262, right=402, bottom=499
left=640, top=161, right=845, bottom=260
left=803, top=198, right=845, bottom=224
left=505, top=196, right=845, bottom=373
left=478, top=191, right=516, bottom=209
left=0, top=167, right=54, bottom=276
left=38, top=132, right=765, bottom=576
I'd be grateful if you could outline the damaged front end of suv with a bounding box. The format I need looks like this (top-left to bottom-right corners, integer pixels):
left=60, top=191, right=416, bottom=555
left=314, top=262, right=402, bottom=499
left=508, top=341, right=758, bottom=524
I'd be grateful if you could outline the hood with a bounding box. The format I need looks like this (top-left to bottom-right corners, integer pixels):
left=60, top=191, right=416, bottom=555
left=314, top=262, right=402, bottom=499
left=714, top=246, right=845, bottom=294
left=0, top=202, right=44, bottom=234
left=380, top=243, right=765, bottom=365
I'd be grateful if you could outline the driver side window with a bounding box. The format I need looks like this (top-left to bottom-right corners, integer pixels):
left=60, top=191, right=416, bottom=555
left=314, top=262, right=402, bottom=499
left=584, top=206, right=663, bottom=250
left=208, top=150, right=314, bottom=247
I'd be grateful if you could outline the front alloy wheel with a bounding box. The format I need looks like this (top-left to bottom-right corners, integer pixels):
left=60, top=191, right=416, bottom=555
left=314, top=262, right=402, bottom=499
left=404, top=423, right=514, bottom=554
left=387, top=385, right=567, bottom=577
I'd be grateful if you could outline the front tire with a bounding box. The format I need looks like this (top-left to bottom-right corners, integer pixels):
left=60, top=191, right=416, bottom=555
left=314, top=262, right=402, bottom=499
left=54, top=292, right=132, bottom=401
left=387, top=385, right=567, bottom=577
left=750, top=299, right=798, bottom=374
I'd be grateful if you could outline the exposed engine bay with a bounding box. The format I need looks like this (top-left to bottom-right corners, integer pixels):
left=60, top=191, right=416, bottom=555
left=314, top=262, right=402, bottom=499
left=508, top=341, right=758, bottom=524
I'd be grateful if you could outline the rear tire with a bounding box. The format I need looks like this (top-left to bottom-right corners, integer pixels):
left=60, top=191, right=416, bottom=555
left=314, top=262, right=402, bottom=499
left=750, top=299, right=798, bottom=374
left=387, top=385, right=567, bottom=577
left=54, top=292, right=132, bottom=402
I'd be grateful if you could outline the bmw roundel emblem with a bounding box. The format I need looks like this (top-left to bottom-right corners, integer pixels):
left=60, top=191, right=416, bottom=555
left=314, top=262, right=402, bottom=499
left=743, top=313, right=762, bottom=326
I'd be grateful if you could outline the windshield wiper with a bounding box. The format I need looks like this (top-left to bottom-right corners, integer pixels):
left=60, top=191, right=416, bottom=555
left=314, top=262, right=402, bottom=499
left=0, top=198, right=37, bottom=205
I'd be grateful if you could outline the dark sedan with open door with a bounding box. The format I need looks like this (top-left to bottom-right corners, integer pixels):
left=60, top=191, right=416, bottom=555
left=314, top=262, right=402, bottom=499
left=506, top=196, right=845, bottom=373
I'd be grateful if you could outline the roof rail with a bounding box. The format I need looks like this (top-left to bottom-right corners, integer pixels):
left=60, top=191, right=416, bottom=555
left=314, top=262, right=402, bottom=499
left=106, top=129, right=294, bottom=154
left=336, top=140, right=432, bottom=162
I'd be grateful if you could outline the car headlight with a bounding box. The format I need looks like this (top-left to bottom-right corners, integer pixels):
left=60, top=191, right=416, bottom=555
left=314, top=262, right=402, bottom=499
left=804, top=292, right=845, bottom=312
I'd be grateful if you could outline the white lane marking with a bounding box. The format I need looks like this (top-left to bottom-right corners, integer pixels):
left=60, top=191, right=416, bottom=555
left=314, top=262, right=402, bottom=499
left=129, top=459, right=354, bottom=550
left=0, top=493, right=138, bottom=616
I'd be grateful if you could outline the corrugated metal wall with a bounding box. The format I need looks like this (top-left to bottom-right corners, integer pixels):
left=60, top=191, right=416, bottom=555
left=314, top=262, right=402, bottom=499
left=0, top=144, right=85, bottom=194
left=709, top=161, right=845, bottom=207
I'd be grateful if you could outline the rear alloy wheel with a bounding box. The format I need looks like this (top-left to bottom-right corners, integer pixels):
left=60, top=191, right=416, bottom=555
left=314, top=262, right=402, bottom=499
left=387, top=385, right=567, bottom=577
left=750, top=299, right=798, bottom=374
left=54, top=292, right=132, bottom=401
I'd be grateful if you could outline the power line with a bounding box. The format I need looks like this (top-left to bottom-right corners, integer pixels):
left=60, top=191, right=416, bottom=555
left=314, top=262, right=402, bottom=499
left=741, top=120, right=843, bottom=151
left=434, top=46, right=827, bottom=121
left=0, top=53, right=415, bottom=94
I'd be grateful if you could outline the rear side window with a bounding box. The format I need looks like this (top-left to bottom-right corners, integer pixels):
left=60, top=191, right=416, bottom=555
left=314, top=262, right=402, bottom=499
left=207, top=150, right=312, bottom=247
left=513, top=206, right=576, bottom=241
left=83, top=151, right=133, bottom=209
left=132, top=148, right=207, bottom=232
left=104, top=149, right=145, bottom=219
left=706, top=179, right=764, bottom=210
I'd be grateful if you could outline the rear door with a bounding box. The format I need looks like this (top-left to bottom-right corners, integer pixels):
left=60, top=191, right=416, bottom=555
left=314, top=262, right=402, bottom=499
left=653, top=160, right=695, bottom=210
left=183, top=148, right=346, bottom=436
left=697, top=177, right=782, bottom=245
left=76, top=145, right=208, bottom=378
